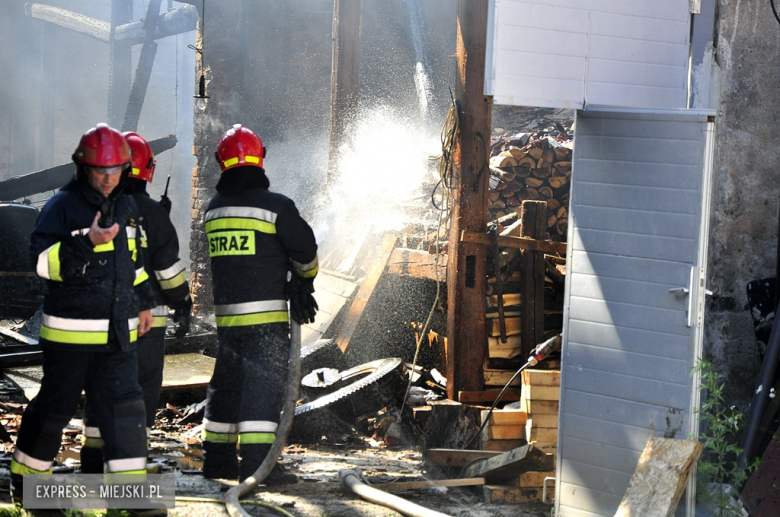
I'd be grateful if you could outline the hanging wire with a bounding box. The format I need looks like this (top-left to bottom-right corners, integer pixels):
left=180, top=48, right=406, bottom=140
left=399, top=92, right=459, bottom=416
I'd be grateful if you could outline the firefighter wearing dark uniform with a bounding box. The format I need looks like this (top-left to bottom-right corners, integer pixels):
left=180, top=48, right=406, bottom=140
left=202, top=124, right=319, bottom=482
left=11, top=124, right=154, bottom=501
left=80, top=132, right=192, bottom=473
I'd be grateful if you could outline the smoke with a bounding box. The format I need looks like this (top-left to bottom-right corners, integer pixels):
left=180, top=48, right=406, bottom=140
left=313, top=104, right=440, bottom=267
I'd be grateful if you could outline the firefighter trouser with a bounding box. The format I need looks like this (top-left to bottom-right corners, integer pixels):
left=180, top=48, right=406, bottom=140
left=202, top=322, right=289, bottom=480
left=11, top=347, right=147, bottom=480
left=81, top=327, right=165, bottom=473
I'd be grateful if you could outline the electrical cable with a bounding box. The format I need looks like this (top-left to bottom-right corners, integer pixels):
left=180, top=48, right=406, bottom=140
left=772, top=0, right=780, bottom=25
left=399, top=94, right=459, bottom=417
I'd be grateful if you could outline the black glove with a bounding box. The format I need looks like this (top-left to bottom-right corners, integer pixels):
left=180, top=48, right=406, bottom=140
left=170, top=295, right=192, bottom=338
left=289, top=275, right=318, bottom=325
left=159, top=194, right=172, bottom=216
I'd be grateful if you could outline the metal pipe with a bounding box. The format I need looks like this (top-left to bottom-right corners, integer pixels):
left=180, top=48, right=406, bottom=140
left=339, top=469, right=453, bottom=517
left=224, top=322, right=302, bottom=517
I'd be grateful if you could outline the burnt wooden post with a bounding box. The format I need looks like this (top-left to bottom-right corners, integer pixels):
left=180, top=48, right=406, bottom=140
left=446, top=0, right=491, bottom=400
left=108, top=0, right=132, bottom=127
left=520, top=200, right=547, bottom=358
left=121, top=0, right=163, bottom=132
left=327, top=0, right=362, bottom=182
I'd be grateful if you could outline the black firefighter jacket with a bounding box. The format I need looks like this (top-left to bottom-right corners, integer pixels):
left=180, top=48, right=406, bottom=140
left=204, top=187, right=318, bottom=328
left=132, top=191, right=190, bottom=328
left=31, top=179, right=156, bottom=352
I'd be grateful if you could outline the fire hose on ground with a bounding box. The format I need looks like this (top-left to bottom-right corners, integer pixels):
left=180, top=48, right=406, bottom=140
left=339, top=469, right=453, bottom=517
left=223, top=321, right=302, bottom=517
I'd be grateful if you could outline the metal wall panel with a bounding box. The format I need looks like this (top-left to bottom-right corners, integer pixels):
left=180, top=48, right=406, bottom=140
left=556, top=109, right=714, bottom=517
left=486, top=0, right=690, bottom=109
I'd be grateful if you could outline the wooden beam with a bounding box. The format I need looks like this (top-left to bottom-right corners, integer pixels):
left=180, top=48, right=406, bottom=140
left=121, top=0, right=163, bottom=132
left=372, top=477, right=485, bottom=492
left=334, top=235, right=397, bottom=352
left=108, top=0, right=133, bottom=127
left=425, top=448, right=504, bottom=468
left=386, top=248, right=447, bottom=281
left=520, top=201, right=547, bottom=358
left=446, top=0, right=491, bottom=400
left=614, top=437, right=703, bottom=517
left=458, top=389, right=521, bottom=405
left=0, top=326, right=38, bottom=346
left=460, top=230, right=567, bottom=255
left=461, top=444, right=554, bottom=483
left=327, top=0, right=363, bottom=181
left=27, top=4, right=110, bottom=42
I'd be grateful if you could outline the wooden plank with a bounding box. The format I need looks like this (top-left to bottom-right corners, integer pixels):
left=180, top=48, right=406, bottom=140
left=520, top=201, right=547, bottom=360
left=335, top=235, right=397, bottom=352
left=521, top=369, right=561, bottom=387
left=488, top=317, right=521, bottom=337
left=511, top=470, right=556, bottom=488
left=0, top=326, right=38, bottom=345
left=520, top=399, right=559, bottom=415
left=482, top=439, right=527, bottom=452
left=481, top=409, right=527, bottom=426
left=530, top=441, right=558, bottom=455
left=425, top=449, right=504, bottom=468
left=527, top=414, right=558, bottom=428
left=614, top=437, right=703, bottom=517
left=373, top=477, right=485, bottom=492
left=522, top=385, right=560, bottom=401
left=484, top=369, right=521, bottom=387
left=446, top=0, right=491, bottom=400
left=526, top=426, right=558, bottom=443
left=461, top=230, right=567, bottom=255
left=458, top=389, right=521, bottom=404
left=386, top=248, right=447, bottom=282
left=160, top=353, right=215, bottom=390
left=483, top=425, right=525, bottom=441
left=462, top=444, right=554, bottom=482
left=482, top=485, right=553, bottom=504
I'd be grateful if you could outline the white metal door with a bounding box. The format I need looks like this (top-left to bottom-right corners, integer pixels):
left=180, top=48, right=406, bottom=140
left=485, top=0, right=691, bottom=109
left=556, top=108, right=715, bottom=517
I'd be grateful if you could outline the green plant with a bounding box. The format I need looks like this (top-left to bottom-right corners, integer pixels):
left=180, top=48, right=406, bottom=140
left=693, top=358, right=757, bottom=516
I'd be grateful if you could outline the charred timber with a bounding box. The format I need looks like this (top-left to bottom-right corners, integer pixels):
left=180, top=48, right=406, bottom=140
left=0, top=135, right=177, bottom=202
left=26, top=4, right=197, bottom=45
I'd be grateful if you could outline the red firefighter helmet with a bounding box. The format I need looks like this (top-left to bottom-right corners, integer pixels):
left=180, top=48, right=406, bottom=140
left=215, top=124, right=266, bottom=173
left=73, top=123, right=132, bottom=168
left=122, top=131, right=156, bottom=183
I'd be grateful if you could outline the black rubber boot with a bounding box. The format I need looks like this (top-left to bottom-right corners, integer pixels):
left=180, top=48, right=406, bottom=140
left=202, top=444, right=239, bottom=480
left=262, top=463, right=298, bottom=486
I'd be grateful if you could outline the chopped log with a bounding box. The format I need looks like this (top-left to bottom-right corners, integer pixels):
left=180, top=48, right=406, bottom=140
left=547, top=214, right=558, bottom=228
left=538, top=186, right=553, bottom=200
left=516, top=156, right=536, bottom=168
left=556, top=206, right=568, bottom=220
left=614, top=437, right=703, bottom=517
left=511, top=166, right=532, bottom=178
left=555, top=219, right=568, bottom=238
left=462, top=444, right=554, bottom=482
left=507, top=148, right=526, bottom=161
left=539, top=148, right=554, bottom=168
left=548, top=175, right=568, bottom=189
left=525, top=177, right=543, bottom=188
left=423, top=400, right=481, bottom=451
left=553, top=147, right=572, bottom=161
left=546, top=198, right=561, bottom=210
left=491, top=199, right=506, bottom=209
left=490, top=155, right=516, bottom=168
left=425, top=449, right=503, bottom=467
left=532, top=166, right=552, bottom=179
left=526, top=147, right=543, bottom=160
left=553, top=161, right=571, bottom=174
left=505, top=197, right=522, bottom=207
left=488, top=190, right=500, bottom=201
left=495, top=180, right=508, bottom=191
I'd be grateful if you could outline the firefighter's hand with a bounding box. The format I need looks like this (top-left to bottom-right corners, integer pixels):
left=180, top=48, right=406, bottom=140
left=290, top=277, right=318, bottom=325
left=159, top=194, right=172, bottom=215
left=138, top=309, right=153, bottom=337
left=88, top=211, right=119, bottom=246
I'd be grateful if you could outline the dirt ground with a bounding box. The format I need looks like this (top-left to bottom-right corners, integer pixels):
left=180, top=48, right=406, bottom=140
left=0, top=433, right=553, bottom=517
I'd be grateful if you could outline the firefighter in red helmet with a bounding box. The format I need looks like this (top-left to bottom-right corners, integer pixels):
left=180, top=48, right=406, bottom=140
left=79, top=131, right=192, bottom=475
left=11, top=124, right=154, bottom=502
left=202, top=124, right=318, bottom=482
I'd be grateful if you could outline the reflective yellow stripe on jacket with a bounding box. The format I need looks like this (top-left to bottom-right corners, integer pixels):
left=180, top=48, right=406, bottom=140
left=40, top=314, right=140, bottom=345
left=214, top=300, right=288, bottom=328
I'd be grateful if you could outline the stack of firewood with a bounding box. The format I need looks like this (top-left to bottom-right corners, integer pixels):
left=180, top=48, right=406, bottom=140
left=489, top=138, right=572, bottom=242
